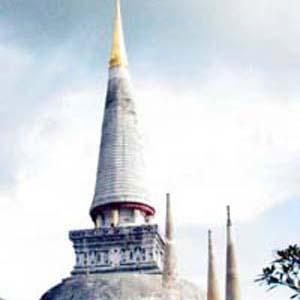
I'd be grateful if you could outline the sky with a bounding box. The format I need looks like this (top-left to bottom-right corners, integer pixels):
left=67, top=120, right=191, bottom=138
left=0, top=0, right=300, bottom=299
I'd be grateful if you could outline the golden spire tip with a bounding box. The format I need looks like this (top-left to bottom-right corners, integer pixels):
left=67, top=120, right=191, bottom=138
left=109, top=0, right=128, bottom=68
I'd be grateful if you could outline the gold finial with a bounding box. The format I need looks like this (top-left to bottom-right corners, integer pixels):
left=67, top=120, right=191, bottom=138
left=109, top=0, right=128, bottom=68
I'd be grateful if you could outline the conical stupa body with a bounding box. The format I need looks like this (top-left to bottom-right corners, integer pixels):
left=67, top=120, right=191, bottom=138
left=90, top=0, right=154, bottom=224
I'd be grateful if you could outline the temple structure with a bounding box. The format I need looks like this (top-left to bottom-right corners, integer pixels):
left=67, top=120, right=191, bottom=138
left=37, top=1, right=244, bottom=299
left=39, top=1, right=203, bottom=299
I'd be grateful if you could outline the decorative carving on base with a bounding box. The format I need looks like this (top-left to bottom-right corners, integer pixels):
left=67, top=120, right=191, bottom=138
left=69, top=224, right=165, bottom=275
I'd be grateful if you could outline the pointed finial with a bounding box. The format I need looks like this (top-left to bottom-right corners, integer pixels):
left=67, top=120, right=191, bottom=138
left=208, top=229, right=212, bottom=248
left=109, top=0, right=128, bottom=68
left=208, top=229, right=213, bottom=262
left=227, top=205, right=232, bottom=227
left=166, top=193, right=173, bottom=240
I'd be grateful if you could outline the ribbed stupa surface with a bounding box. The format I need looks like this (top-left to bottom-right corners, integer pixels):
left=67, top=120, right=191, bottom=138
left=90, top=68, right=148, bottom=216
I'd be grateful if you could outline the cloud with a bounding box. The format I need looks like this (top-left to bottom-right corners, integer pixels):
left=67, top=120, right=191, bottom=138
left=187, top=0, right=300, bottom=59
left=0, top=31, right=101, bottom=196
left=0, top=84, right=102, bottom=300
left=136, top=68, right=300, bottom=224
left=0, top=45, right=35, bottom=195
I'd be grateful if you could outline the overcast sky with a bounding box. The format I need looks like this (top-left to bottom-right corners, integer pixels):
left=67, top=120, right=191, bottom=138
left=0, top=1, right=300, bottom=300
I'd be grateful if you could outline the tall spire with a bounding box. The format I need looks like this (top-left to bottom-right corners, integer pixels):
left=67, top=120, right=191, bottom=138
left=163, top=193, right=179, bottom=300
left=90, top=0, right=154, bottom=224
left=225, top=206, right=241, bottom=300
left=207, top=230, right=220, bottom=300
left=109, top=0, right=128, bottom=68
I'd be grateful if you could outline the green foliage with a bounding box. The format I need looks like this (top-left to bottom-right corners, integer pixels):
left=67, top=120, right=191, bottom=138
left=257, top=245, right=300, bottom=299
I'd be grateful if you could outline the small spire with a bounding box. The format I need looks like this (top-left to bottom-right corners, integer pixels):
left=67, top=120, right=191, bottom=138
left=165, top=193, right=173, bottom=240
left=109, top=0, right=128, bottom=68
left=225, top=207, right=241, bottom=300
left=207, top=230, right=220, bottom=300
left=163, top=193, right=179, bottom=299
